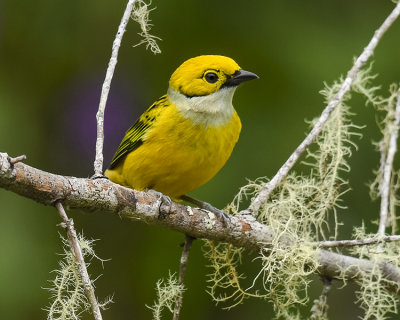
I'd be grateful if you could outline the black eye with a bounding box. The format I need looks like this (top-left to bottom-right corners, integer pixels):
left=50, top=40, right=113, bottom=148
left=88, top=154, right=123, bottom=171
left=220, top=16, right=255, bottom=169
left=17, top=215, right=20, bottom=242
left=205, top=72, right=219, bottom=83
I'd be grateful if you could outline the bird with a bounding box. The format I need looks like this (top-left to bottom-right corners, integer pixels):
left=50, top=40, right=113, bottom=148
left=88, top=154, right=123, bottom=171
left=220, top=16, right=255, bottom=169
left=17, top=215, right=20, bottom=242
left=105, top=55, right=258, bottom=222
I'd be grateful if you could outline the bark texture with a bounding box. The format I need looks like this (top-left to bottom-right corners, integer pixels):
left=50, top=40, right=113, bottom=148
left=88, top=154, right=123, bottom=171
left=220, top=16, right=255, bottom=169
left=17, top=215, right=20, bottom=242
left=1, top=152, right=399, bottom=293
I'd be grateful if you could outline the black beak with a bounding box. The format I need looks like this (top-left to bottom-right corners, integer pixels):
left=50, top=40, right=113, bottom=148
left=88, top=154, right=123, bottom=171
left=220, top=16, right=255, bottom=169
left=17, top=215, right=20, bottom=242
left=223, top=69, right=259, bottom=88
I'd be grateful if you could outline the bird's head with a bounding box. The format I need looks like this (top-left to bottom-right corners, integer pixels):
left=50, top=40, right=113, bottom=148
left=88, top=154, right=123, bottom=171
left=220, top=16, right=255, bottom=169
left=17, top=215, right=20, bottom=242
left=167, top=55, right=258, bottom=126
left=169, top=55, right=258, bottom=97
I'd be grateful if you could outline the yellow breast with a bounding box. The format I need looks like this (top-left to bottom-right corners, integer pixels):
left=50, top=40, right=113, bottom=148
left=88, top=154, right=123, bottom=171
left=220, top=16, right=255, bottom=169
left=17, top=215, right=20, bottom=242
left=108, top=102, right=241, bottom=199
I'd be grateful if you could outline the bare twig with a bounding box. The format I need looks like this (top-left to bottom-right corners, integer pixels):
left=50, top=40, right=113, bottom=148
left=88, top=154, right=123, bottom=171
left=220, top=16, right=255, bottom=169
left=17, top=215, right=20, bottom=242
left=378, top=87, right=400, bottom=235
left=1, top=152, right=400, bottom=293
left=317, top=235, right=400, bottom=248
left=7, top=154, right=26, bottom=165
left=55, top=202, right=103, bottom=320
left=93, top=0, right=137, bottom=177
left=248, top=2, right=400, bottom=214
left=172, top=235, right=194, bottom=320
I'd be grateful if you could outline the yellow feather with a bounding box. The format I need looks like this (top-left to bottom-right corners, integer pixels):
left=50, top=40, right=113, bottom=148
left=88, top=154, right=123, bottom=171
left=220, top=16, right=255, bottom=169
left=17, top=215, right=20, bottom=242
left=105, top=55, right=257, bottom=199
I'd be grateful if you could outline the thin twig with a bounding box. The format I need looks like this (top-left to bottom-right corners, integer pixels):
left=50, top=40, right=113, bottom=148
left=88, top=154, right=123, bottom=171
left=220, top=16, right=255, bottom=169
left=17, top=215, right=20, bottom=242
left=55, top=202, right=103, bottom=320
left=378, top=87, right=400, bottom=235
left=8, top=154, right=26, bottom=165
left=93, top=0, right=137, bottom=177
left=247, top=2, right=400, bottom=214
left=317, top=235, right=400, bottom=248
left=172, top=234, right=194, bottom=320
left=310, top=276, right=332, bottom=320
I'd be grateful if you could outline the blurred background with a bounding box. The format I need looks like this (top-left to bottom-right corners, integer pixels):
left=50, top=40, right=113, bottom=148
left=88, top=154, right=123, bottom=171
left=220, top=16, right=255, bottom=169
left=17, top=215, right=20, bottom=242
left=1, top=0, right=400, bottom=319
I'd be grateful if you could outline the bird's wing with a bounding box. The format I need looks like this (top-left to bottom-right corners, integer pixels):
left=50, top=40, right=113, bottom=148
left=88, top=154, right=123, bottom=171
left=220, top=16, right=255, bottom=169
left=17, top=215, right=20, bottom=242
left=108, top=95, right=169, bottom=169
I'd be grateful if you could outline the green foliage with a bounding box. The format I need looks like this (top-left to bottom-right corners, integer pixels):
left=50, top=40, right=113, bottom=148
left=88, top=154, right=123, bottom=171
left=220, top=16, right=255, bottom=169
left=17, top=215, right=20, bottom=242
left=131, top=0, right=162, bottom=54
left=147, top=272, right=184, bottom=320
left=45, top=235, right=111, bottom=320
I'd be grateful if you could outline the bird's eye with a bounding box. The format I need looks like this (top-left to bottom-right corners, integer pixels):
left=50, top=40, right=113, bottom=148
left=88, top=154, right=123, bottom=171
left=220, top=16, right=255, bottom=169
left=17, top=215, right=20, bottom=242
left=204, top=72, right=219, bottom=84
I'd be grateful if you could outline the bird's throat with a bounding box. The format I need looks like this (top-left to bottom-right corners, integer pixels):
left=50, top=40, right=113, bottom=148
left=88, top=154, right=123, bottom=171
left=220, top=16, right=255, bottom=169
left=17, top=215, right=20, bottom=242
left=167, top=87, right=236, bottom=127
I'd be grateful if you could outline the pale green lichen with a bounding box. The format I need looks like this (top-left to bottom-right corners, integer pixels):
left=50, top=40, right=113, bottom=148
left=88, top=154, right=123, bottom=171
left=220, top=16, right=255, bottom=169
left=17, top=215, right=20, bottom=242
left=45, top=235, right=111, bottom=320
left=349, top=225, right=400, bottom=320
left=310, top=277, right=332, bottom=320
left=368, top=83, right=400, bottom=234
left=203, top=240, right=266, bottom=309
left=260, top=242, right=319, bottom=318
left=203, top=66, right=377, bottom=319
left=350, top=76, right=400, bottom=319
left=147, top=272, right=184, bottom=320
left=131, top=0, right=162, bottom=54
left=310, top=293, right=329, bottom=320
left=326, top=68, right=400, bottom=319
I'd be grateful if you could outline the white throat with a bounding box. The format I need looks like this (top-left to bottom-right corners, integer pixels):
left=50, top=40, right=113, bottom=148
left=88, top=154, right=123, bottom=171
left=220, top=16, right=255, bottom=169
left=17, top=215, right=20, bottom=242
left=167, top=87, right=236, bottom=127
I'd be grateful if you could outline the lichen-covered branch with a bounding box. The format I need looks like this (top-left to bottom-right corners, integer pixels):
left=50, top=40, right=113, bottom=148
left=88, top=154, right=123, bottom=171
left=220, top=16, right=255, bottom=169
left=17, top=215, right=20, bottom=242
left=378, top=87, right=400, bottom=235
left=55, top=202, right=103, bottom=320
left=248, top=2, right=400, bottom=214
left=310, top=277, right=332, bottom=320
left=318, top=235, right=400, bottom=248
left=1, top=151, right=400, bottom=294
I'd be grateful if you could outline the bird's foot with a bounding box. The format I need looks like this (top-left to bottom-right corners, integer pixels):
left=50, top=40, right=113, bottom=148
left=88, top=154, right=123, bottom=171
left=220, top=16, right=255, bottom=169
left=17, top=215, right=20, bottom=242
left=181, top=195, right=230, bottom=227
left=148, top=189, right=172, bottom=206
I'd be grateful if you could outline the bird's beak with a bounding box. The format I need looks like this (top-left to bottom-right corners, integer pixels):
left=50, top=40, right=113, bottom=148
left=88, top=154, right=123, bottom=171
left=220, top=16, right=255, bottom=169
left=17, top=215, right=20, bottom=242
left=224, top=69, right=259, bottom=87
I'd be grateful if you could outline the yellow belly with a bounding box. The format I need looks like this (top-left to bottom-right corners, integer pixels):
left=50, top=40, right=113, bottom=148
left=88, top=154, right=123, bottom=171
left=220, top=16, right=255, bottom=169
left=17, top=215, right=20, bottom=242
left=105, top=105, right=241, bottom=199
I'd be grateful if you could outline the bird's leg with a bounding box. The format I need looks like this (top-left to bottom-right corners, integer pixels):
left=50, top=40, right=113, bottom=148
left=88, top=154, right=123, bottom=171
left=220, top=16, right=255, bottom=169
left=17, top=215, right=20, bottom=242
left=180, top=195, right=230, bottom=227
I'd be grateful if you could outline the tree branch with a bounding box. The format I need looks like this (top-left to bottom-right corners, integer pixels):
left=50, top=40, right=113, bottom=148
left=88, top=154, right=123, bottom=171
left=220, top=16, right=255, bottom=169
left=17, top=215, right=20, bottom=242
left=317, top=235, right=400, bottom=248
left=55, top=202, right=103, bottom=320
left=93, top=0, right=137, bottom=177
left=310, top=276, right=332, bottom=320
left=378, top=87, right=400, bottom=235
left=1, top=151, right=400, bottom=294
left=248, top=2, right=400, bottom=214
left=8, top=154, right=27, bottom=165
left=172, top=234, right=194, bottom=320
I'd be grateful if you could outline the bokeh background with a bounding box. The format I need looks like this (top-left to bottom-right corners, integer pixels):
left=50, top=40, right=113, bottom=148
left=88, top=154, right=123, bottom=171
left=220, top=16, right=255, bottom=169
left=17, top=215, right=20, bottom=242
left=1, top=0, right=400, bottom=319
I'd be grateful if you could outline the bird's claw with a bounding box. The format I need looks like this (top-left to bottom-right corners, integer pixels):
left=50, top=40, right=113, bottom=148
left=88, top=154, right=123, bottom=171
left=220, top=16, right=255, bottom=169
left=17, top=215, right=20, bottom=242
left=181, top=195, right=231, bottom=227
left=148, top=189, right=172, bottom=206
left=202, top=205, right=231, bottom=228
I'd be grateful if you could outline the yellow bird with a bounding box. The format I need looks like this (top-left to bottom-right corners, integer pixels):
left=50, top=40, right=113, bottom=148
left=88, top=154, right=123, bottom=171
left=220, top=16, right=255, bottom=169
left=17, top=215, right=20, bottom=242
left=105, top=55, right=258, bottom=213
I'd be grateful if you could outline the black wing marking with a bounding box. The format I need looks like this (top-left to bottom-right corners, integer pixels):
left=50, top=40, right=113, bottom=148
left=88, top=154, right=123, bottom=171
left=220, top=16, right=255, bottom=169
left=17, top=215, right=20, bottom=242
left=108, top=95, right=169, bottom=169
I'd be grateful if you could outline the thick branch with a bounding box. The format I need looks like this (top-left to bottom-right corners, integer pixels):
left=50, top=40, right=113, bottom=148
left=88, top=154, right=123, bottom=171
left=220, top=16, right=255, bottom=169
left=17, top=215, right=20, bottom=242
left=1, top=151, right=400, bottom=294
left=248, top=2, right=400, bottom=213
